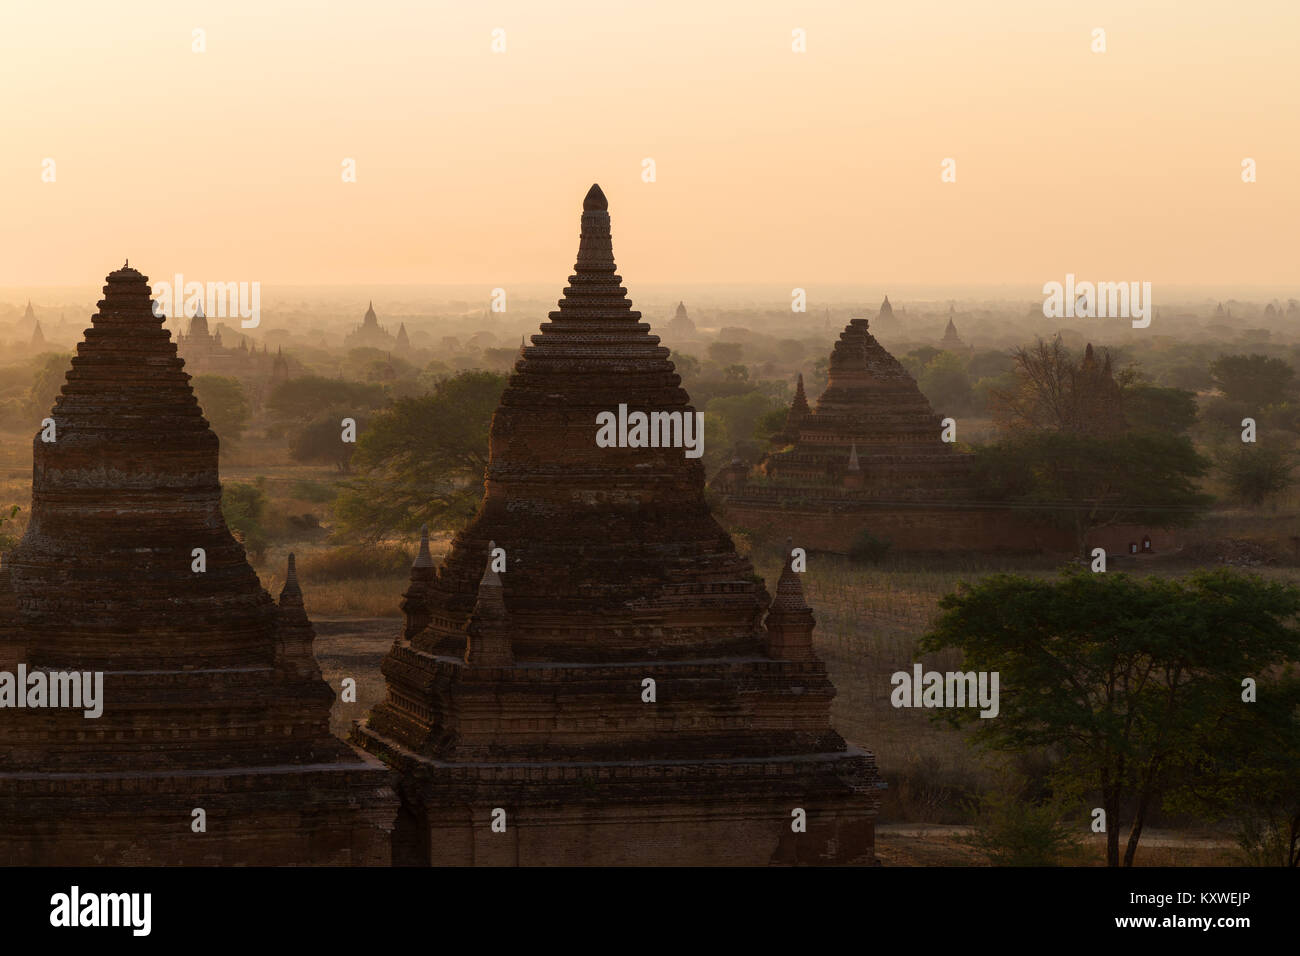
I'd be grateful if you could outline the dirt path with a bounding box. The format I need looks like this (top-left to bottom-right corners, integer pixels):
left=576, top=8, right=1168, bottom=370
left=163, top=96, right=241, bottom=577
left=875, top=823, right=1242, bottom=866
left=314, top=618, right=393, bottom=738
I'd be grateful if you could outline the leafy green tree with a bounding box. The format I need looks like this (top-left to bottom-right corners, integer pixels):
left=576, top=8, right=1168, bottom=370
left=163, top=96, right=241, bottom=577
left=1164, top=363, right=1213, bottom=392
left=973, top=431, right=1211, bottom=557
left=706, top=391, right=782, bottom=455
left=967, top=349, right=1015, bottom=381
left=482, top=347, right=520, bottom=371
left=964, top=784, right=1084, bottom=866
left=191, top=375, right=251, bottom=446
left=1217, top=444, right=1295, bottom=507
left=756, top=407, right=787, bottom=442
left=332, top=371, right=505, bottom=542
left=1169, top=672, right=1300, bottom=867
left=903, top=346, right=942, bottom=376
left=708, top=342, right=743, bottom=365
left=811, top=357, right=829, bottom=390
left=1122, top=384, right=1197, bottom=434
left=416, top=361, right=452, bottom=392
left=268, top=376, right=386, bottom=423
left=971, top=372, right=1018, bottom=416
left=0, top=504, right=21, bottom=552
left=290, top=415, right=364, bottom=473
left=221, top=480, right=269, bottom=560
left=28, top=352, right=71, bottom=419
left=921, top=568, right=1300, bottom=866
left=1210, top=354, right=1295, bottom=407
left=919, top=352, right=973, bottom=415
left=671, top=353, right=700, bottom=380
left=1197, top=395, right=1252, bottom=432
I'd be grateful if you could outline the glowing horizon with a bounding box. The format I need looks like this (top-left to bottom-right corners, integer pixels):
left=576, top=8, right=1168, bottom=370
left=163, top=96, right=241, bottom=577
left=3, top=1, right=1297, bottom=291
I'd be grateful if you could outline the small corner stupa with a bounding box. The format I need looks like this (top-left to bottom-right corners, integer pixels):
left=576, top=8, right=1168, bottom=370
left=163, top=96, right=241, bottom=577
left=0, top=263, right=396, bottom=865
left=352, top=185, right=881, bottom=866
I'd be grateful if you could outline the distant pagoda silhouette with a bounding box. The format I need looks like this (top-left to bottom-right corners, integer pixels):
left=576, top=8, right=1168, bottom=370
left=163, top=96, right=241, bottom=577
left=0, top=264, right=395, bottom=864
left=667, top=300, right=696, bottom=336
left=941, top=311, right=966, bottom=350
left=345, top=300, right=396, bottom=349
left=353, top=185, right=881, bottom=866
left=715, top=316, right=1076, bottom=553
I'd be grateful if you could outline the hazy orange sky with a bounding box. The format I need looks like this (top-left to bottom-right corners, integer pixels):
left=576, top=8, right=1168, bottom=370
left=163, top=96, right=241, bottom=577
left=3, top=1, right=1297, bottom=291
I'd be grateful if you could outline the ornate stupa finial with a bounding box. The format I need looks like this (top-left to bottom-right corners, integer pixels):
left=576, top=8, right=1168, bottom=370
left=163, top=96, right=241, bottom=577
left=574, top=183, right=616, bottom=277
left=583, top=183, right=608, bottom=211
left=847, top=443, right=860, bottom=471
left=413, top=525, right=434, bottom=569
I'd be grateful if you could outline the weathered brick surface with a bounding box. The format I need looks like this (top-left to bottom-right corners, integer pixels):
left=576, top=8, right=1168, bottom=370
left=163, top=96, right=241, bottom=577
left=0, top=265, right=396, bottom=865
left=354, top=186, right=881, bottom=865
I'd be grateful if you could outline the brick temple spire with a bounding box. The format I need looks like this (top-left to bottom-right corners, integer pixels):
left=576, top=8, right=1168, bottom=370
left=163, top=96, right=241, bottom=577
left=0, top=265, right=395, bottom=865
left=279, top=552, right=304, bottom=609
left=792, top=372, right=809, bottom=414
left=771, top=373, right=811, bottom=446
left=355, top=185, right=881, bottom=866
left=414, top=524, right=434, bottom=569
left=275, top=552, right=324, bottom=682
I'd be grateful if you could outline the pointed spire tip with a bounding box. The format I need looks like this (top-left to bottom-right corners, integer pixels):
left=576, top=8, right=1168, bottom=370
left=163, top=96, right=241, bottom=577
left=583, top=183, right=608, bottom=212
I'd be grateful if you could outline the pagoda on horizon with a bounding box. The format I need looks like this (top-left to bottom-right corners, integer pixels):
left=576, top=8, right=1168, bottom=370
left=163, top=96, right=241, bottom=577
left=666, top=300, right=696, bottom=336
left=345, top=300, right=396, bottom=349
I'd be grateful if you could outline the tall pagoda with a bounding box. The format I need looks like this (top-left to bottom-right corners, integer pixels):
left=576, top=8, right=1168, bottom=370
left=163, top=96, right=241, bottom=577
left=0, top=264, right=395, bottom=864
left=353, top=186, right=881, bottom=866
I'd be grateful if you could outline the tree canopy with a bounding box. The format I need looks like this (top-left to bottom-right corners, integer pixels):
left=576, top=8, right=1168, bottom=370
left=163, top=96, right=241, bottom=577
left=1216, top=444, right=1295, bottom=508
left=1210, top=353, right=1295, bottom=407
left=192, top=375, right=251, bottom=447
left=268, top=376, right=387, bottom=423
left=332, top=370, right=505, bottom=542
left=973, top=430, right=1211, bottom=557
left=920, top=567, right=1300, bottom=866
left=990, top=337, right=1130, bottom=435
left=28, top=352, right=72, bottom=420
left=290, top=415, right=364, bottom=473
left=1122, top=384, right=1197, bottom=434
